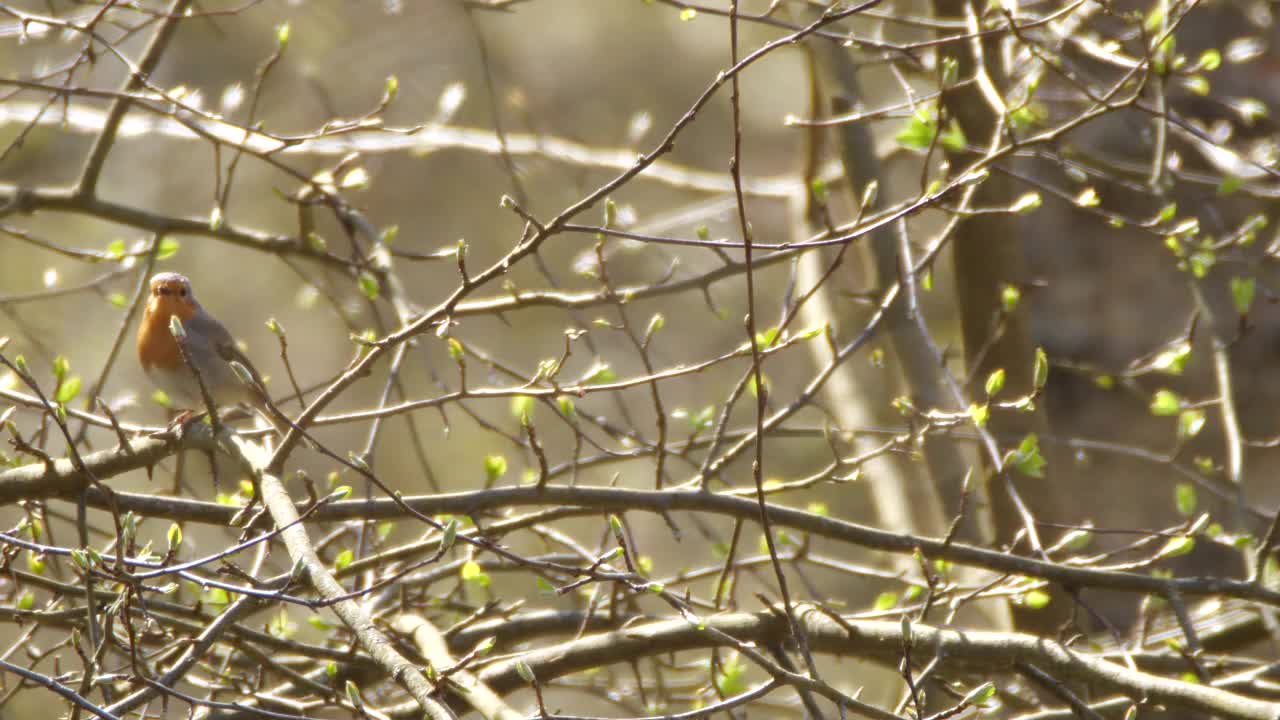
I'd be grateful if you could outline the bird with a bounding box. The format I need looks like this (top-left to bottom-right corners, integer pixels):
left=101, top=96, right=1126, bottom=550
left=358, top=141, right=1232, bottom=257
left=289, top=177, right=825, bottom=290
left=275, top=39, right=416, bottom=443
left=137, top=272, right=290, bottom=436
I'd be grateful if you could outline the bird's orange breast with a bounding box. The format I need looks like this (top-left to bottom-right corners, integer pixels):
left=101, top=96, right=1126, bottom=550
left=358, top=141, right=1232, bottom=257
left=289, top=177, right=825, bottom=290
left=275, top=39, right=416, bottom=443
left=137, top=298, right=197, bottom=373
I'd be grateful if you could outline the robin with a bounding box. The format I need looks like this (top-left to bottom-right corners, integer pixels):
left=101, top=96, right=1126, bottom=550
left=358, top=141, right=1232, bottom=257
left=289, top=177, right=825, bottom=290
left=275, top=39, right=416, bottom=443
left=137, top=272, right=289, bottom=435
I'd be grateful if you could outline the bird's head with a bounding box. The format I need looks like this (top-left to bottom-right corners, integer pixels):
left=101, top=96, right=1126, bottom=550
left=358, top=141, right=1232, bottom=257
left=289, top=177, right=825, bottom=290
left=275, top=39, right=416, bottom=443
left=145, top=272, right=200, bottom=322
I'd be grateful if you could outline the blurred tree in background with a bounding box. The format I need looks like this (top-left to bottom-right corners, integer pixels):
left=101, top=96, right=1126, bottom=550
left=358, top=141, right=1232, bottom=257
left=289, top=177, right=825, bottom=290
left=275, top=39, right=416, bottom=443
left=2, top=0, right=1280, bottom=718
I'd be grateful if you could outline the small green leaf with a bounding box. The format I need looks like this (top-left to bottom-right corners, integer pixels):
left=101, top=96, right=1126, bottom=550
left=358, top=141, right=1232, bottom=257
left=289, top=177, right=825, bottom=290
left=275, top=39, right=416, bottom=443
left=715, top=654, right=747, bottom=696
left=897, top=110, right=934, bottom=150
left=1024, top=590, right=1051, bottom=609
left=1009, top=104, right=1045, bottom=129
left=1150, top=341, right=1191, bottom=375
left=106, top=239, right=126, bottom=259
left=1231, top=276, right=1256, bottom=315
left=340, top=167, right=369, bottom=190
left=440, top=517, right=458, bottom=552
left=345, top=680, right=363, bottom=709
left=108, top=293, right=127, bottom=308
left=1001, top=284, right=1020, bottom=312
left=357, top=272, right=379, bottom=300
left=962, top=681, right=997, bottom=707
left=582, top=362, right=615, bottom=385
left=202, top=586, right=229, bottom=606
left=1175, top=482, right=1197, bottom=516
left=55, top=376, right=81, bottom=404
left=1011, top=192, right=1042, bottom=214
left=156, top=237, right=180, bottom=260
left=1183, top=75, right=1210, bottom=96
left=603, top=198, right=617, bottom=227
left=1187, top=249, right=1215, bottom=278
left=646, top=313, right=665, bottom=339
left=861, top=181, right=879, bottom=209
left=334, top=549, right=354, bottom=571
left=484, top=455, right=507, bottom=482
left=515, top=659, right=537, bottom=685
left=1177, top=409, right=1206, bottom=439
left=896, top=107, right=965, bottom=152
left=1198, top=48, right=1222, bottom=71
left=810, top=178, right=828, bottom=204
left=1150, top=389, right=1181, bottom=416
left=510, top=395, right=534, bottom=422
left=1156, top=203, right=1178, bottom=224
left=679, top=7, right=696, bottom=20
left=276, top=22, right=291, bottom=49
left=873, top=592, right=898, bottom=611
left=1160, top=535, right=1195, bottom=558
left=1075, top=187, right=1100, bottom=207
left=1033, top=347, right=1049, bottom=391
left=268, top=609, right=296, bottom=639
left=556, top=396, right=576, bottom=417
left=940, top=56, right=959, bottom=86
left=308, top=616, right=334, bottom=631
left=1062, top=529, right=1092, bottom=550
left=151, top=390, right=172, bottom=408
left=984, top=369, right=1006, bottom=398
left=461, top=559, right=491, bottom=586
left=969, top=403, right=989, bottom=428
left=1217, top=176, right=1243, bottom=195
left=796, top=324, right=824, bottom=340
left=167, top=523, right=183, bottom=549
left=754, top=327, right=780, bottom=350
left=16, top=592, right=34, bottom=610
left=1008, top=433, right=1047, bottom=478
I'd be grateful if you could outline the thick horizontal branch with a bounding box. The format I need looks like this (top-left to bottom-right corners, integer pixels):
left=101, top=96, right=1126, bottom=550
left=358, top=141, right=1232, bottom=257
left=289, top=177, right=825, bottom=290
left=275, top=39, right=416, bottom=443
left=441, top=608, right=1280, bottom=720
left=0, top=431, right=184, bottom=503
left=3, top=433, right=1276, bottom=609
left=0, top=185, right=355, bottom=272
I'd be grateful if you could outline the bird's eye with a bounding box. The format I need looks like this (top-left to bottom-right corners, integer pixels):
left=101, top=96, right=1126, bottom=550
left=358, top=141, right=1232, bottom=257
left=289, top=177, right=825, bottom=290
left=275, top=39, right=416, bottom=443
left=179, top=288, right=187, bottom=297
left=158, top=287, right=170, bottom=296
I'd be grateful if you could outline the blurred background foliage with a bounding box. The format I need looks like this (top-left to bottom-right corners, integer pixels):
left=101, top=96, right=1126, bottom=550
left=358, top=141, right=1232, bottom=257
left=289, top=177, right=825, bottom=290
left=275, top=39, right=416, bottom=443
left=5, top=0, right=1280, bottom=716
